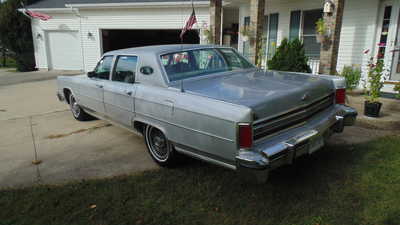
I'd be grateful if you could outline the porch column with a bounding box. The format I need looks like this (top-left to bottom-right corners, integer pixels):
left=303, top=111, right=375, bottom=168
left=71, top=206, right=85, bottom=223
left=210, top=0, right=222, bottom=45
left=319, top=0, right=345, bottom=75
left=249, top=0, right=266, bottom=64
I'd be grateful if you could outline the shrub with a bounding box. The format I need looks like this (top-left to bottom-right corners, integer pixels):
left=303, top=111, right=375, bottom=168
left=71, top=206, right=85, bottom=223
left=267, top=38, right=311, bottom=73
left=394, top=83, right=400, bottom=99
left=340, top=66, right=362, bottom=90
left=0, top=0, right=36, bottom=71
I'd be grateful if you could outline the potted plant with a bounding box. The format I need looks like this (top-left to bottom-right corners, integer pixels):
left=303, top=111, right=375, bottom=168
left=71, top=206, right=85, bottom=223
left=364, top=56, right=385, bottom=117
left=394, top=83, right=400, bottom=99
left=315, top=18, right=328, bottom=43
left=240, top=25, right=251, bottom=42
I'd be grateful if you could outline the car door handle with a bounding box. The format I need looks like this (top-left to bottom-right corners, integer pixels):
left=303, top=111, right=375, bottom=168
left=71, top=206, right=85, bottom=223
left=125, top=91, right=133, bottom=96
left=96, top=84, right=103, bottom=88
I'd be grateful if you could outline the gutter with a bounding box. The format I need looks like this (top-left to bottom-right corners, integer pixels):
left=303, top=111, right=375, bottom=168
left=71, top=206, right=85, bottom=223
left=64, top=1, right=210, bottom=9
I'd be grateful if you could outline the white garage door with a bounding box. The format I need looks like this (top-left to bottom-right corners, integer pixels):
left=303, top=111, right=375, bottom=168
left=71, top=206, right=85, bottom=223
left=47, top=31, right=83, bottom=70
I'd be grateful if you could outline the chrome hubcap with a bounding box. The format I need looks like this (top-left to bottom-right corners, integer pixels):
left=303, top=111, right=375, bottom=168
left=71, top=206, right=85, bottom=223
left=70, top=96, right=80, bottom=117
left=147, top=127, right=169, bottom=161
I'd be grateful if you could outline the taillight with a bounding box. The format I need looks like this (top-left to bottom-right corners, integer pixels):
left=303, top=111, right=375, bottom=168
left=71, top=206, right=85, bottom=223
left=335, top=88, right=346, bottom=104
left=238, top=123, right=253, bottom=149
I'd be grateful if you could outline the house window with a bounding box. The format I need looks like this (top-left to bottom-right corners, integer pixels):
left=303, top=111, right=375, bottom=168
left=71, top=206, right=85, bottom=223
left=290, top=9, right=323, bottom=58
left=302, top=9, right=323, bottom=58
left=267, top=13, right=279, bottom=60
left=243, top=16, right=251, bottom=59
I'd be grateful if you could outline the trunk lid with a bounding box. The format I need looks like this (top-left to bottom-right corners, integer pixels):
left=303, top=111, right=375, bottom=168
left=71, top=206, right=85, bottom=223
left=172, top=70, right=335, bottom=120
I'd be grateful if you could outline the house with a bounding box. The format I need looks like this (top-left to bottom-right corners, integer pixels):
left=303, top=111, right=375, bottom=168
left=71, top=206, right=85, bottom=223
left=26, top=0, right=399, bottom=93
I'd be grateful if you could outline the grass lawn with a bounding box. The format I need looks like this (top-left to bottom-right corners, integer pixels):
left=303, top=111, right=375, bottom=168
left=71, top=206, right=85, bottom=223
left=1, top=135, right=399, bottom=225
left=0, top=57, right=16, bottom=68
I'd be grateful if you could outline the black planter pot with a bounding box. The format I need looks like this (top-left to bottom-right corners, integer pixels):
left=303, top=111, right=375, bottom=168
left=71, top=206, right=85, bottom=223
left=364, top=101, right=382, bottom=118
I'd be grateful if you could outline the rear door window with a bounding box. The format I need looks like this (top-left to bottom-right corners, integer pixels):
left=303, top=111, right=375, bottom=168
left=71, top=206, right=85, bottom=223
left=112, top=56, right=138, bottom=84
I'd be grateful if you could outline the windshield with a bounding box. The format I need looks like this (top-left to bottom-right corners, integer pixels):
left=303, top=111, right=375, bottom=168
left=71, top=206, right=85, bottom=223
left=160, top=48, right=255, bottom=82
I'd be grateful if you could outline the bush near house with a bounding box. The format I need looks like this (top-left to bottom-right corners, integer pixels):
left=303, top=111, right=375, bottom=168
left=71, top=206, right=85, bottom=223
left=0, top=0, right=38, bottom=72
left=267, top=38, right=312, bottom=73
left=340, top=66, right=362, bottom=90
left=394, top=83, right=400, bottom=99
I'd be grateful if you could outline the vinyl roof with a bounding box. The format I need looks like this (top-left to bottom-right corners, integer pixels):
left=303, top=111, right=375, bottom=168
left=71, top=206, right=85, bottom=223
left=28, top=0, right=208, bottom=9
left=104, top=44, right=219, bottom=55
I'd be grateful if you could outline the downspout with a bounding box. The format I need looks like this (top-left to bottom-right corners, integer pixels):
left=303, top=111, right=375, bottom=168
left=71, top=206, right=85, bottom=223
left=70, top=6, right=86, bottom=72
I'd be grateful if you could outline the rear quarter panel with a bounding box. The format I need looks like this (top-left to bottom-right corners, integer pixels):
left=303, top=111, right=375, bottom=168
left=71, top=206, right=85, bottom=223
left=134, top=84, right=252, bottom=164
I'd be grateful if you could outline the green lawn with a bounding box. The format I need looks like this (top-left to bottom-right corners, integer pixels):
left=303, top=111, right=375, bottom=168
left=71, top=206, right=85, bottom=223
left=1, top=135, right=399, bottom=225
left=0, top=56, right=16, bottom=68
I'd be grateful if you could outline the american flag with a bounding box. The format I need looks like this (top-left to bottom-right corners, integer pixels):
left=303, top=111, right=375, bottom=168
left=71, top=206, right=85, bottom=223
left=180, top=9, right=197, bottom=40
left=21, top=3, right=52, bottom=21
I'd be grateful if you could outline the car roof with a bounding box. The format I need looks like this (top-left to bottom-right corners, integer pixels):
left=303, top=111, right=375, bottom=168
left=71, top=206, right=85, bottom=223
left=104, top=44, right=224, bottom=56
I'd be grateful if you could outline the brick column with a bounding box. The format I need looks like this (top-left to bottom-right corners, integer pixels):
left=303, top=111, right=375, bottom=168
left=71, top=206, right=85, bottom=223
left=319, top=0, right=345, bottom=75
left=210, top=0, right=222, bottom=45
left=249, top=0, right=266, bottom=64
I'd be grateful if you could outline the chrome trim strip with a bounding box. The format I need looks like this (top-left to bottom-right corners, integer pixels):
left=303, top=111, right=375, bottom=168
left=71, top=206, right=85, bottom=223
left=135, top=112, right=235, bottom=143
left=174, top=145, right=236, bottom=170
left=253, top=92, right=334, bottom=124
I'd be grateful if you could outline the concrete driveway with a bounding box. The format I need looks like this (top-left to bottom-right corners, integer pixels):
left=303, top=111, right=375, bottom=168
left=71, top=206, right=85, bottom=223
left=0, top=72, right=157, bottom=189
left=0, top=70, right=394, bottom=189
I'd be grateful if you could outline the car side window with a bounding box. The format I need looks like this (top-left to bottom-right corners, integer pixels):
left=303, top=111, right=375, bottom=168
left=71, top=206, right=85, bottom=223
left=112, top=56, right=138, bottom=84
left=93, top=56, right=114, bottom=80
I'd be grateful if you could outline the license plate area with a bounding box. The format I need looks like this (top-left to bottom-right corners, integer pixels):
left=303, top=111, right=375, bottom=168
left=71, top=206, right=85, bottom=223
left=308, top=135, right=325, bottom=154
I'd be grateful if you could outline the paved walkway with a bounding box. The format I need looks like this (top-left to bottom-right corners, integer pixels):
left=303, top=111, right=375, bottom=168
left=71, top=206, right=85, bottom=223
left=0, top=68, right=81, bottom=86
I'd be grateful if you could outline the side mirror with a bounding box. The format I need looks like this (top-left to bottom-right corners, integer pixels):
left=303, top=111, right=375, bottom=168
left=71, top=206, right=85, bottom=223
left=87, top=71, right=96, bottom=78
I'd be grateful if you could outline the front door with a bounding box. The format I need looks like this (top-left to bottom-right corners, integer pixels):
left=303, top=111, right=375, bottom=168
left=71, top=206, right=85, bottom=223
left=376, top=0, right=400, bottom=81
left=391, top=6, right=400, bottom=81
left=103, top=55, right=138, bottom=127
left=79, top=55, right=114, bottom=114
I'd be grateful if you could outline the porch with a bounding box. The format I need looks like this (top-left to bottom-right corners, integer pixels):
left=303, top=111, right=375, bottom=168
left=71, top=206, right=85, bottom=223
left=208, top=0, right=400, bottom=91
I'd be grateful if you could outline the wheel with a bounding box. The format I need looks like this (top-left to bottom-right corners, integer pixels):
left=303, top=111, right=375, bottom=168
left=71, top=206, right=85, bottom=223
left=144, top=125, right=178, bottom=167
left=69, top=94, right=92, bottom=121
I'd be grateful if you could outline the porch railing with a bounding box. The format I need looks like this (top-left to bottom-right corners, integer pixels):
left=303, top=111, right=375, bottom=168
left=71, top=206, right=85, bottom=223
left=307, top=57, right=320, bottom=75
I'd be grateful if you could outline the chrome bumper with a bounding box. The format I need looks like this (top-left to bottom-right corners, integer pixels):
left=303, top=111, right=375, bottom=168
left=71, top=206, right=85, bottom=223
left=236, top=105, right=357, bottom=183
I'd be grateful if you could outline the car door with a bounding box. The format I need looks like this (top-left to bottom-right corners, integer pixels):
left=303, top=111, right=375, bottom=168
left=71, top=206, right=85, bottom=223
left=79, top=56, right=114, bottom=115
left=103, top=55, right=138, bottom=127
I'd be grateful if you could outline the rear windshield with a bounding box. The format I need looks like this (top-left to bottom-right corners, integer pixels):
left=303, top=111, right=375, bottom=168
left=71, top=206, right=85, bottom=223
left=160, top=48, right=254, bottom=82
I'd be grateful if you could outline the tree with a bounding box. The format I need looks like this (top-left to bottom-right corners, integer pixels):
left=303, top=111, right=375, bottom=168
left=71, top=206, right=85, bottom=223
left=0, top=0, right=37, bottom=71
left=267, top=38, right=312, bottom=73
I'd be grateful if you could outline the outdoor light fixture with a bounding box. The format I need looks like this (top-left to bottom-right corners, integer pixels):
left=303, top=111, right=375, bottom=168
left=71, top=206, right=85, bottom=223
left=87, top=32, right=93, bottom=38
left=36, top=33, right=42, bottom=39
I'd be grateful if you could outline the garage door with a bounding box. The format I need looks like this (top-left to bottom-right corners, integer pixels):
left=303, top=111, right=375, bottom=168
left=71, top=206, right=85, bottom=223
left=101, top=29, right=199, bottom=53
left=47, top=31, right=83, bottom=70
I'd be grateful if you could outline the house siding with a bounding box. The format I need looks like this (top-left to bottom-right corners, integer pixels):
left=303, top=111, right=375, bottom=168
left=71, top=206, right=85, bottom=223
left=336, top=0, right=380, bottom=74
left=31, top=6, right=209, bottom=71
left=31, top=12, right=80, bottom=70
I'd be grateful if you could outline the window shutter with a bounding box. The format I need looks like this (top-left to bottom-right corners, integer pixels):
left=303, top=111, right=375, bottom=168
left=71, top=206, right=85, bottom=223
left=289, top=10, right=301, bottom=41
left=267, top=13, right=279, bottom=60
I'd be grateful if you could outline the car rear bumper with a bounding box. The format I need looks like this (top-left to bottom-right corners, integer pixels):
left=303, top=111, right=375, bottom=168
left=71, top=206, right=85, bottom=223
left=235, top=104, right=357, bottom=182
